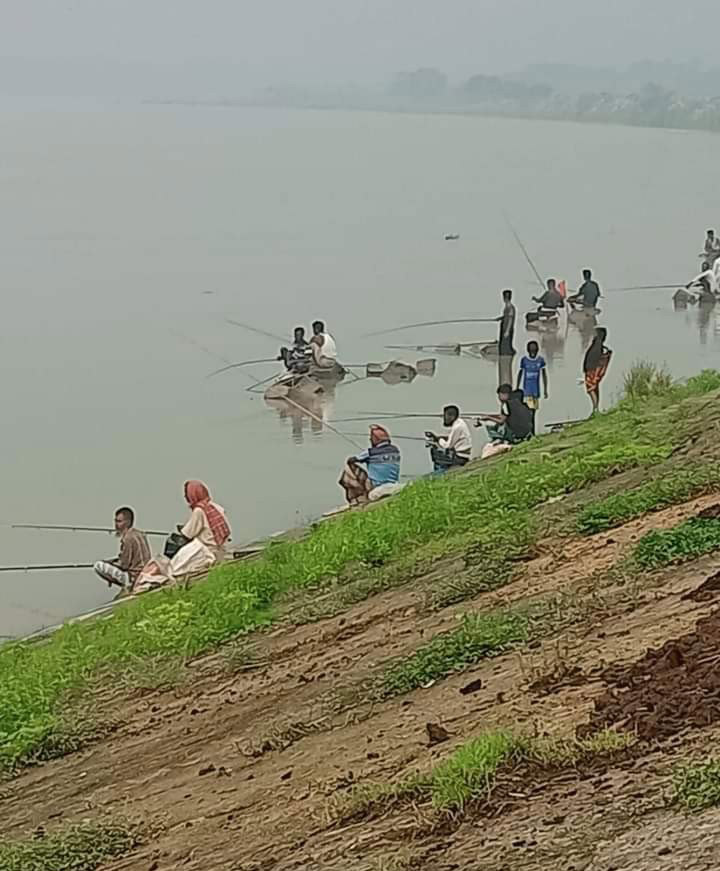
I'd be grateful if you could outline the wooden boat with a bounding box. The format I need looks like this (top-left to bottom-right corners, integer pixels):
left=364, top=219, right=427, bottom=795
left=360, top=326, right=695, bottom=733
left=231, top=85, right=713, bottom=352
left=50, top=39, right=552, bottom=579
left=264, top=363, right=346, bottom=401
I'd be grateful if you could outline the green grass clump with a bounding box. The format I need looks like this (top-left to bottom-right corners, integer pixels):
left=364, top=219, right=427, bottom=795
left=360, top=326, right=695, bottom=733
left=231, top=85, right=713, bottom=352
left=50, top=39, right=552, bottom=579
left=577, top=466, right=720, bottom=535
left=338, top=729, right=633, bottom=819
left=0, top=821, right=139, bottom=871
left=672, top=759, right=720, bottom=811
left=631, top=517, right=720, bottom=570
left=0, top=368, right=714, bottom=771
left=378, top=609, right=529, bottom=698
left=622, top=361, right=674, bottom=402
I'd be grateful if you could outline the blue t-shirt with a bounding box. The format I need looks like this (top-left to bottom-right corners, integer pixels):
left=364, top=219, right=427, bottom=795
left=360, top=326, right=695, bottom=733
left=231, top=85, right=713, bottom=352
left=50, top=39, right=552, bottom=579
left=520, top=355, right=546, bottom=398
left=355, top=442, right=401, bottom=487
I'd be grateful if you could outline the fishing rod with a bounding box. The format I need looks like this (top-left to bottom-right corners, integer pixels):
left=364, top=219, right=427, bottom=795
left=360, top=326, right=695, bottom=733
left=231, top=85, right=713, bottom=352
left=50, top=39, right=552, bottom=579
left=331, top=412, right=486, bottom=423
left=12, top=524, right=170, bottom=537
left=607, top=284, right=681, bottom=293
left=365, top=318, right=498, bottom=339
left=505, top=217, right=545, bottom=290
left=206, top=358, right=279, bottom=379
left=344, top=431, right=428, bottom=442
left=171, top=330, right=264, bottom=387
left=277, top=395, right=364, bottom=451
left=226, top=319, right=288, bottom=343
left=385, top=342, right=493, bottom=352
left=0, top=562, right=95, bottom=573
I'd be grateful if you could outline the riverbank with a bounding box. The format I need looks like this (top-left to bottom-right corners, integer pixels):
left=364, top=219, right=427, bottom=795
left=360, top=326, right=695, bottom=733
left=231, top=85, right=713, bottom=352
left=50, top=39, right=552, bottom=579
left=4, top=365, right=720, bottom=868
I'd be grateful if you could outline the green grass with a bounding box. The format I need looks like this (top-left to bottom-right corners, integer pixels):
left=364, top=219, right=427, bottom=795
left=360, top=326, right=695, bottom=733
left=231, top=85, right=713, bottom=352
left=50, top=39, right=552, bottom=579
left=377, top=609, right=529, bottom=698
left=0, top=821, right=140, bottom=871
left=622, top=361, right=674, bottom=402
left=671, top=759, right=720, bottom=811
left=0, top=368, right=717, bottom=771
left=577, top=466, right=720, bottom=535
left=631, top=517, right=720, bottom=570
left=337, top=729, right=633, bottom=819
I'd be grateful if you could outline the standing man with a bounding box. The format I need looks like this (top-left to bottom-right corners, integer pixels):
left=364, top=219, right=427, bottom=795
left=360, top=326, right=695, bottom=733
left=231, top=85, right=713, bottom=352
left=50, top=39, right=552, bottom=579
left=93, top=507, right=151, bottom=591
left=704, top=229, right=720, bottom=266
left=568, top=270, right=601, bottom=310
left=426, top=405, right=472, bottom=473
left=310, top=320, right=338, bottom=369
left=497, top=289, right=516, bottom=386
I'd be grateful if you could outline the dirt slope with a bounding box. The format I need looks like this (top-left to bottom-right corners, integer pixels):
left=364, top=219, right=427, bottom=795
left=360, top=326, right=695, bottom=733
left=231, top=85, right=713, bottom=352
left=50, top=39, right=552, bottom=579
left=3, top=494, right=720, bottom=870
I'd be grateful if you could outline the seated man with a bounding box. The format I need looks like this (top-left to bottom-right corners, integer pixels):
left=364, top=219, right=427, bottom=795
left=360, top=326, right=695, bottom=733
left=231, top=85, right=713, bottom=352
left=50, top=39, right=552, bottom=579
left=93, top=506, right=151, bottom=591
left=310, top=319, right=338, bottom=369
left=476, top=384, right=534, bottom=445
left=426, top=405, right=472, bottom=473
left=567, top=269, right=601, bottom=310
left=527, top=278, right=565, bottom=323
left=339, top=425, right=401, bottom=505
left=686, top=260, right=720, bottom=302
left=279, top=326, right=313, bottom=373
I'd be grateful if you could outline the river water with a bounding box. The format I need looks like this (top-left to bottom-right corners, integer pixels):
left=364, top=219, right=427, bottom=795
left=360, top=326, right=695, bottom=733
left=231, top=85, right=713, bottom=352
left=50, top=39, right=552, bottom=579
left=1, top=100, right=719, bottom=639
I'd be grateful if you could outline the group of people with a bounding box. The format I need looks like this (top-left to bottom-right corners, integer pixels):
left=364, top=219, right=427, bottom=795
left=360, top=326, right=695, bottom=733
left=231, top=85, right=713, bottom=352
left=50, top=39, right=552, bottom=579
left=278, top=321, right=338, bottom=373
left=677, top=229, right=720, bottom=305
left=93, top=480, right=231, bottom=594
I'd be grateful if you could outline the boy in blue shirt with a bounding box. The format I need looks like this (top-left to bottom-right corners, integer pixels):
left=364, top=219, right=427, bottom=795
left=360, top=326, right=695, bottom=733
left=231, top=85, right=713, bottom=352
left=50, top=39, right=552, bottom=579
left=517, top=342, right=548, bottom=429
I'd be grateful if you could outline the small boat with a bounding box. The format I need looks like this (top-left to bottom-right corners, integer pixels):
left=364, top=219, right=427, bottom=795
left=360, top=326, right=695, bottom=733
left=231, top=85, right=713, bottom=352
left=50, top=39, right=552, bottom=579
left=264, top=363, right=346, bottom=401
left=367, top=360, right=417, bottom=384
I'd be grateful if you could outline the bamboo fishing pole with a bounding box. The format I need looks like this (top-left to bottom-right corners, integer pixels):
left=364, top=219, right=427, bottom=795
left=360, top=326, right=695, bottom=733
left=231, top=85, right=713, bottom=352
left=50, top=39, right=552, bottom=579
left=225, top=319, right=287, bottom=343
left=607, top=284, right=681, bottom=293
left=505, top=217, right=545, bottom=290
left=0, top=563, right=95, bottom=573
left=365, top=318, right=498, bottom=339
left=206, top=358, right=279, bottom=379
left=278, top=394, right=365, bottom=451
left=11, top=524, right=170, bottom=537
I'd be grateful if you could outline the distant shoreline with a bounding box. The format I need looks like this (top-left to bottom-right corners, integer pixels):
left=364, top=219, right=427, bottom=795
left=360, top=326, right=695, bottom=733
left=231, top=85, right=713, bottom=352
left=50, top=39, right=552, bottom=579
left=145, top=96, right=720, bottom=136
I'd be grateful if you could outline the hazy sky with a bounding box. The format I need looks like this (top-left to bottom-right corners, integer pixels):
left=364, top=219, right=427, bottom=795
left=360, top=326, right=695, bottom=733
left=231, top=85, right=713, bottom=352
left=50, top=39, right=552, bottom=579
left=1, top=0, right=717, bottom=94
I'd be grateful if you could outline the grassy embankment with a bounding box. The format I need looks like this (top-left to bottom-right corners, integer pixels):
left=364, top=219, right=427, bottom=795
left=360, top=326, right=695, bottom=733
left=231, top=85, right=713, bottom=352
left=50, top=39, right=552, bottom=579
left=1, top=368, right=719, bottom=773
left=0, top=822, right=140, bottom=871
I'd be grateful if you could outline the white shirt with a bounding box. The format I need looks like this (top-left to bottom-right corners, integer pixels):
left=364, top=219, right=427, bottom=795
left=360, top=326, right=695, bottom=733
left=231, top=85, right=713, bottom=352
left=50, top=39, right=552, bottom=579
left=439, top=417, right=472, bottom=458
left=690, top=262, right=720, bottom=294
left=181, top=503, right=230, bottom=558
left=320, top=332, right=337, bottom=360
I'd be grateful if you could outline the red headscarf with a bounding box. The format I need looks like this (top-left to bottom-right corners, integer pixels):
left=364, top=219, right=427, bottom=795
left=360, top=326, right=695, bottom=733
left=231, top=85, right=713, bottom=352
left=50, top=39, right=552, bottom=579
left=184, top=480, right=231, bottom=547
left=370, top=425, right=391, bottom=446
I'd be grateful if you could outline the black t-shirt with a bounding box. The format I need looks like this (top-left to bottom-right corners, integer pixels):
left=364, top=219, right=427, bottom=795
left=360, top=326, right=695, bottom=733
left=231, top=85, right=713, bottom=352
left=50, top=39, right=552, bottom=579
left=506, top=396, right=534, bottom=439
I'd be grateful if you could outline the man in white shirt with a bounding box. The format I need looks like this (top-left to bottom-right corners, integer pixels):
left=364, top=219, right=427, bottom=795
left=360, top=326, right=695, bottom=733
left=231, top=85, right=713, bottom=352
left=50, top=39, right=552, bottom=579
left=426, top=405, right=472, bottom=473
left=686, top=260, right=720, bottom=301
left=310, top=320, right=338, bottom=368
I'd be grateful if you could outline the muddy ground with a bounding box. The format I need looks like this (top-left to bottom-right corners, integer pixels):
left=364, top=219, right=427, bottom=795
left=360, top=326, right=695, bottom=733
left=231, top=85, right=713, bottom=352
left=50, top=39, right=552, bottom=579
left=3, top=487, right=720, bottom=870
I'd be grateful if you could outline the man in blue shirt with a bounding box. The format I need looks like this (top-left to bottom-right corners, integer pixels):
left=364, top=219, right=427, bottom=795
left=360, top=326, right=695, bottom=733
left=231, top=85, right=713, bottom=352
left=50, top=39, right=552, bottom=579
left=517, top=341, right=548, bottom=430
left=339, top=426, right=401, bottom=505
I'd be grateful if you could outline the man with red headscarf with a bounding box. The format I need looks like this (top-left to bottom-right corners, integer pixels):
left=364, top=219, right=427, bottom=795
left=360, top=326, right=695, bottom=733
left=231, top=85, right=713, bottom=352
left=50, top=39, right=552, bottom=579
left=339, top=426, right=401, bottom=505
left=180, top=480, right=231, bottom=562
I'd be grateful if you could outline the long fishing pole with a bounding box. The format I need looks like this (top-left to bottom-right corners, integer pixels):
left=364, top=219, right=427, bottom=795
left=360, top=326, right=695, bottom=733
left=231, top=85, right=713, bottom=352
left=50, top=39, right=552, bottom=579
left=344, top=431, right=427, bottom=442
left=504, top=217, right=545, bottom=290
left=171, top=330, right=263, bottom=387
left=365, top=318, right=497, bottom=339
left=206, top=358, right=279, bottom=379
left=226, top=319, right=287, bottom=343
left=278, top=395, right=365, bottom=451
left=12, top=524, right=169, bottom=537
left=0, top=563, right=95, bottom=573
left=607, top=284, right=681, bottom=293
left=331, top=412, right=486, bottom=423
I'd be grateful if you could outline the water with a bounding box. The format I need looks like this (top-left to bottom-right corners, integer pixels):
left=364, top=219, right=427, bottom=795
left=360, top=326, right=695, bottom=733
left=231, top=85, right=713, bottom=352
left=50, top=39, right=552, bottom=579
left=1, top=100, right=719, bottom=639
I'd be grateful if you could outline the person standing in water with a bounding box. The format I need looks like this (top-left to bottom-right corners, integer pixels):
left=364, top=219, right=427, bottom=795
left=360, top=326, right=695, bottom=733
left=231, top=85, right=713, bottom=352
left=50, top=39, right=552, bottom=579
left=496, top=289, right=516, bottom=386
left=583, top=327, right=612, bottom=415
left=517, top=341, right=548, bottom=430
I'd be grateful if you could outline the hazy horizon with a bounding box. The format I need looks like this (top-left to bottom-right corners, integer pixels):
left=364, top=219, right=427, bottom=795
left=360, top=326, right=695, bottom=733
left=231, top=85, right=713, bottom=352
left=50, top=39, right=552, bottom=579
left=1, top=0, right=718, bottom=97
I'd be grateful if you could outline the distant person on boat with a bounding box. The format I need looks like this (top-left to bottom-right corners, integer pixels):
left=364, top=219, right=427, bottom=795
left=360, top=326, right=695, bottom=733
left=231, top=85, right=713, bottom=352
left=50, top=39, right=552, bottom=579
left=310, top=320, right=338, bottom=369
left=339, top=425, right=402, bottom=505
left=133, top=481, right=232, bottom=594
left=93, top=507, right=150, bottom=591
left=426, top=405, right=472, bottom=472
left=686, top=260, right=720, bottom=302
left=517, top=341, right=548, bottom=422
left=704, top=229, right=720, bottom=266
left=568, top=270, right=601, bottom=310
left=279, top=327, right=313, bottom=373
left=583, top=327, right=612, bottom=415
left=527, top=278, right=565, bottom=325
left=476, top=384, right=534, bottom=445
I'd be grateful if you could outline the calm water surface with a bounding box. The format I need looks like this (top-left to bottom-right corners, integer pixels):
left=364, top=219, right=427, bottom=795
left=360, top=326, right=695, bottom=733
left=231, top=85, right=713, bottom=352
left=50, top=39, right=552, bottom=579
left=2, top=101, right=719, bottom=637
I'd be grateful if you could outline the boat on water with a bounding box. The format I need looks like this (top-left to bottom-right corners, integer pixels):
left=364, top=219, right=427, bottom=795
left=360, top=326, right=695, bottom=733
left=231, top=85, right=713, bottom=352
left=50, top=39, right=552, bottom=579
left=263, top=362, right=346, bottom=401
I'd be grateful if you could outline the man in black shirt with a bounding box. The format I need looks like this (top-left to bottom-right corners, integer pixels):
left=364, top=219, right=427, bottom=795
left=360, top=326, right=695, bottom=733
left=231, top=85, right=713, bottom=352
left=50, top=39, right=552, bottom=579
left=476, top=384, right=534, bottom=445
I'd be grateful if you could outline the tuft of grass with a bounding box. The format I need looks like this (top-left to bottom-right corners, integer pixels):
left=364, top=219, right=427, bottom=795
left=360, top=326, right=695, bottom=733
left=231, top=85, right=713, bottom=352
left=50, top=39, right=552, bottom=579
left=577, top=466, right=720, bottom=535
left=671, top=759, right=720, bottom=811
left=631, top=517, right=720, bottom=570
left=0, top=821, right=140, bottom=871
left=377, top=609, right=529, bottom=698
left=337, top=729, right=633, bottom=820
left=0, top=368, right=716, bottom=771
left=622, top=361, right=674, bottom=402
